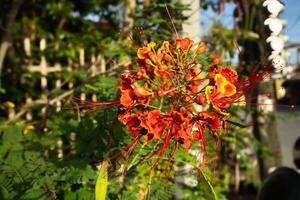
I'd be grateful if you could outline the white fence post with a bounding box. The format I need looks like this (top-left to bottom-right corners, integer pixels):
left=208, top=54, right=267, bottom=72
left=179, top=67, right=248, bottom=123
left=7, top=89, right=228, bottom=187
left=14, top=38, right=109, bottom=121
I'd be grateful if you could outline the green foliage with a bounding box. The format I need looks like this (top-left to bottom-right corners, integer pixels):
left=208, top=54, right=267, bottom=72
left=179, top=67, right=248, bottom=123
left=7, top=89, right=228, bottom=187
left=133, top=0, right=189, bottom=43
left=84, top=76, right=118, bottom=101
left=0, top=75, right=124, bottom=199
left=0, top=0, right=269, bottom=199
left=204, top=21, right=238, bottom=59
left=0, top=123, right=95, bottom=200
left=0, top=0, right=124, bottom=106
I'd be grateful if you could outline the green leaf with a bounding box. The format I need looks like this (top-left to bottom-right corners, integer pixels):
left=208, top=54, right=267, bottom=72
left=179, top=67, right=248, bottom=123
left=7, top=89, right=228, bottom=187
left=241, top=30, right=260, bottom=40
left=95, top=160, right=108, bottom=200
left=226, top=119, right=251, bottom=128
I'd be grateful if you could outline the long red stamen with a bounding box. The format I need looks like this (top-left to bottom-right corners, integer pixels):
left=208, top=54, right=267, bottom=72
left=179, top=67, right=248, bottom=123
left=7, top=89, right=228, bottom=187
left=144, top=127, right=172, bottom=168
left=233, top=93, right=272, bottom=104
left=72, top=96, right=120, bottom=108
left=244, top=102, right=295, bottom=109
left=108, top=135, right=142, bottom=171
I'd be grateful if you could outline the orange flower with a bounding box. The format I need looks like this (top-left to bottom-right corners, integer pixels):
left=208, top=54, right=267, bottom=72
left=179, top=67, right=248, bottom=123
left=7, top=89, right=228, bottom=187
left=192, top=112, right=221, bottom=131
left=204, top=70, right=238, bottom=115
left=118, top=112, right=141, bottom=135
left=195, top=95, right=206, bottom=105
left=157, top=41, right=173, bottom=62
left=169, top=111, right=192, bottom=150
left=119, top=73, right=136, bottom=108
left=137, top=42, right=156, bottom=59
left=205, top=67, right=240, bottom=114
left=175, top=37, right=193, bottom=51
left=210, top=54, right=222, bottom=65
left=196, top=41, right=206, bottom=55
left=120, top=89, right=134, bottom=108
left=141, top=110, right=167, bottom=139
left=119, top=73, right=134, bottom=91
left=191, top=111, right=221, bottom=153
left=214, top=74, right=236, bottom=97
left=137, top=67, right=148, bottom=79
left=157, top=88, right=164, bottom=97
left=211, top=66, right=238, bottom=84
left=80, top=36, right=274, bottom=168
left=205, top=86, right=230, bottom=115
left=184, top=65, right=201, bottom=81
left=132, top=83, right=153, bottom=98
left=213, top=57, right=222, bottom=65
left=137, top=47, right=150, bottom=60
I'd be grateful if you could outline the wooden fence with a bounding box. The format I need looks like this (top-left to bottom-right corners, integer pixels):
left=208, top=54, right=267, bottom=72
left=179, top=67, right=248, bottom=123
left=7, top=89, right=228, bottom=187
left=7, top=38, right=110, bottom=121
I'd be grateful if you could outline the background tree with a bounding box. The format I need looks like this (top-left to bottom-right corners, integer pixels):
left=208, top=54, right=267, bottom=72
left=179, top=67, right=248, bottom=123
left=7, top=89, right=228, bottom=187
left=201, top=0, right=282, bottom=181
left=234, top=0, right=282, bottom=179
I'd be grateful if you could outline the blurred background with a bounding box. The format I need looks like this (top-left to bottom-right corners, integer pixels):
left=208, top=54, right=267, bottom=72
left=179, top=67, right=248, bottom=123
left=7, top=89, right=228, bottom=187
left=0, top=0, right=300, bottom=199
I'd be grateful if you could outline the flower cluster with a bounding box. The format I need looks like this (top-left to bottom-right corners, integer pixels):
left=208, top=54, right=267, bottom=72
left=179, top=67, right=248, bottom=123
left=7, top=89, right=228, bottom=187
left=76, top=37, right=272, bottom=166
left=115, top=37, right=269, bottom=164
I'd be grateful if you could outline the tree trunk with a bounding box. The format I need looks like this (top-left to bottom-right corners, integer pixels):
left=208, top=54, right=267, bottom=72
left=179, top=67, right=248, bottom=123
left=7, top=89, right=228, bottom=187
left=0, top=0, right=24, bottom=88
left=238, top=0, right=281, bottom=180
left=179, top=0, right=201, bottom=42
left=123, top=0, right=136, bottom=34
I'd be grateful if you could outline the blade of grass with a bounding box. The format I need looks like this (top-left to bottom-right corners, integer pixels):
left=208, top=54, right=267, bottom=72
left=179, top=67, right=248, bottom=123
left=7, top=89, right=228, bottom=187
left=95, top=160, right=108, bottom=200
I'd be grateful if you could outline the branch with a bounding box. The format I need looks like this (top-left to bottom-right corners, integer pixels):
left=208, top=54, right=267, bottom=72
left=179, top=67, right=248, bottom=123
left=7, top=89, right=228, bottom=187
left=7, top=61, right=129, bottom=123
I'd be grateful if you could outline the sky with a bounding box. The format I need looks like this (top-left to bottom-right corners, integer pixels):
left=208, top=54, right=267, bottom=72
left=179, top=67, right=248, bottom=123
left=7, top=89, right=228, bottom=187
left=201, top=0, right=300, bottom=64
left=282, top=0, right=300, bottom=63
left=282, top=0, right=300, bottom=43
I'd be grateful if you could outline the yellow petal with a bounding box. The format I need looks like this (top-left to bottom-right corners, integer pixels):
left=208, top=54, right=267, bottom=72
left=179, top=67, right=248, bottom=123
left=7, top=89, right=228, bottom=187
left=4, top=101, right=15, bottom=108
left=214, top=74, right=236, bottom=97
left=23, top=125, right=34, bottom=135
left=147, top=42, right=156, bottom=49
left=205, top=86, right=213, bottom=105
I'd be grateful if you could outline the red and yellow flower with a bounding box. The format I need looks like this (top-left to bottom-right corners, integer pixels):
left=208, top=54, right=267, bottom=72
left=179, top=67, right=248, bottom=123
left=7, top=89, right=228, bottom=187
left=81, top=37, right=271, bottom=168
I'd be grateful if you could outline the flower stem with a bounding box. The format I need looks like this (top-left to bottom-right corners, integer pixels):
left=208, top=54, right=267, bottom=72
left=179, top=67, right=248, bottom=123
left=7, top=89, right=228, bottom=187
left=198, top=167, right=218, bottom=200
left=127, top=142, right=146, bottom=171
left=147, top=169, right=153, bottom=200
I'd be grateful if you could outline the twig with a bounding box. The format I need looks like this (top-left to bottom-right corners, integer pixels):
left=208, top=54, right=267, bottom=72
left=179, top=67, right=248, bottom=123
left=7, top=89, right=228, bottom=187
left=198, top=167, right=218, bottom=200
left=7, top=61, right=129, bottom=123
left=7, top=89, right=74, bottom=124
